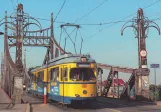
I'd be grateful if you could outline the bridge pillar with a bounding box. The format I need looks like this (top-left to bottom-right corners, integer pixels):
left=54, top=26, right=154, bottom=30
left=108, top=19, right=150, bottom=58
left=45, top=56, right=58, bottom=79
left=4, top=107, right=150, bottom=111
left=12, top=76, right=23, bottom=103
left=135, top=69, right=150, bottom=100
left=135, top=75, right=149, bottom=100
left=121, top=8, right=160, bottom=100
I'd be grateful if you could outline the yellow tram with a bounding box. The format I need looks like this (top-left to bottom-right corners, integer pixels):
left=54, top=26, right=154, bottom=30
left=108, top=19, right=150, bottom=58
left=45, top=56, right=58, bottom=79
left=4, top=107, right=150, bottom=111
left=29, top=54, right=97, bottom=104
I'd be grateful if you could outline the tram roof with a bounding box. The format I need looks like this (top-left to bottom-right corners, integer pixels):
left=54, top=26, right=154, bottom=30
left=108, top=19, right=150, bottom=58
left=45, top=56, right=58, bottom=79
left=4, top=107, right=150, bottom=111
left=31, top=54, right=96, bottom=72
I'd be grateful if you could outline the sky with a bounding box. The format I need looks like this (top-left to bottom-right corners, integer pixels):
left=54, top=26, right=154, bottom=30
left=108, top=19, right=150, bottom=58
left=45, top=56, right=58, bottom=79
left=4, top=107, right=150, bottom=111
left=0, top=0, right=161, bottom=84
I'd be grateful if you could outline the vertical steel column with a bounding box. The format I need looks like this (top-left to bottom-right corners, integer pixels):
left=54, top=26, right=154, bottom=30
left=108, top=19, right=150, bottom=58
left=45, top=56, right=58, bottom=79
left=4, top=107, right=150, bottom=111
left=137, top=9, right=147, bottom=69
left=16, top=4, right=24, bottom=72
left=13, top=4, right=24, bottom=104
left=121, top=8, right=160, bottom=99
left=50, top=13, right=54, bottom=59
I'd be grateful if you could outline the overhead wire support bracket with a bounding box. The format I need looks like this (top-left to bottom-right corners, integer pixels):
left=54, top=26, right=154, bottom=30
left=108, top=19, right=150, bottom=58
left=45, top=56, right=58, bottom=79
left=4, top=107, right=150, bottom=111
left=60, top=23, right=80, bottom=28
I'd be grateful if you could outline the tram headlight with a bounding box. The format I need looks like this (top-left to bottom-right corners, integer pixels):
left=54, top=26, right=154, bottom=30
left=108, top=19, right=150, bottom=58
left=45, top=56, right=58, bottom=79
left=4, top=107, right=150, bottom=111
left=23, top=85, right=26, bottom=88
left=83, top=90, right=87, bottom=94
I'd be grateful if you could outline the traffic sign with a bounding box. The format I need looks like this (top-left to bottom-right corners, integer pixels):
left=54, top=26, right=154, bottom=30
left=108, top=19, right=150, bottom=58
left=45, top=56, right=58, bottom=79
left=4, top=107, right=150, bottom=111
left=140, top=50, right=147, bottom=57
left=150, top=64, right=160, bottom=68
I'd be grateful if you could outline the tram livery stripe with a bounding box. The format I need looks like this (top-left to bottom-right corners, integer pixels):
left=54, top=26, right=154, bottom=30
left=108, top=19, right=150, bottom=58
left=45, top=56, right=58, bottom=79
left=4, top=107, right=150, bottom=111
left=59, top=82, right=96, bottom=84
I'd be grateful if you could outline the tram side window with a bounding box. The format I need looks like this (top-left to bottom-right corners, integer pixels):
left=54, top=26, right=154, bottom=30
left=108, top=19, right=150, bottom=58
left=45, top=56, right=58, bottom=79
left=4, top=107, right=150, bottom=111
left=32, top=75, right=36, bottom=82
left=38, top=71, right=44, bottom=81
left=50, top=67, right=59, bottom=82
left=31, top=75, right=33, bottom=82
left=62, top=68, right=68, bottom=81
left=48, top=70, right=51, bottom=82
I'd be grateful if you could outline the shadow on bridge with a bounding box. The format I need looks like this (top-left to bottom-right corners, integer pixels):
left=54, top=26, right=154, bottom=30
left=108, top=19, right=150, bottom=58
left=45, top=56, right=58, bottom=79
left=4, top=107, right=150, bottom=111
left=66, top=97, right=157, bottom=110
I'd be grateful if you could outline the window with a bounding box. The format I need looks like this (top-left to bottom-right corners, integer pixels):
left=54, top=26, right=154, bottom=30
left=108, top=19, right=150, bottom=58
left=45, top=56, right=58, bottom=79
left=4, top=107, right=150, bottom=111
left=32, top=74, right=36, bottom=82
left=50, top=67, right=59, bottom=82
left=55, top=48, right=59, bottom=58
left=61, top=68, right=68, bottom=81
left=47, top=70, right=51, bottom=82
left=38, top=71, right=44, bottom=81
left=63, top=68, right=68, bottom=81
left=70, top=68, right=95, bottom=81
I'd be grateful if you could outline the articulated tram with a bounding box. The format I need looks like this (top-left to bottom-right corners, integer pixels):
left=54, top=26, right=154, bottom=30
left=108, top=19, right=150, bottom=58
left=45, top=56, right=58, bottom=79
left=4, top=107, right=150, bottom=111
left=28, top=54, right=97, bottom=104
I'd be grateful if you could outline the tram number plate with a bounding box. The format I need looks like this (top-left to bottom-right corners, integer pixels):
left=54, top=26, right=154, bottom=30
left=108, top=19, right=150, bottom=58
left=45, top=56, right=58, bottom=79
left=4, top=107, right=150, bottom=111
left=82, top=84, right=87, bottom=88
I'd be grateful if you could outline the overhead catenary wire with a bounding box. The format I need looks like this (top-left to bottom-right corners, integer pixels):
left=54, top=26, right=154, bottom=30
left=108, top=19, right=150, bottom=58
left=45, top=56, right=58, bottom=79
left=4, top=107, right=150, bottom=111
left=56, top=0, right=109, bottom=37
left=59, top=27, right=77, bottom=52
left=79, top=20, right=127, bottom=26
left=22, top=0, right=161, bottom=44
left=10, top=0, right=15, bottom=10
left=74, top=0, right=109, bottom=24
left=31, top=12, right=161, bottom=26
left=84, top=0, right=161, bottom=42
left=34, top=17, right=127, bottom=26
left=32, top=17, right=66, bottom=24
left=78, top=29, right=84, bottom=54
left=54, top=0, right=67, bottom=23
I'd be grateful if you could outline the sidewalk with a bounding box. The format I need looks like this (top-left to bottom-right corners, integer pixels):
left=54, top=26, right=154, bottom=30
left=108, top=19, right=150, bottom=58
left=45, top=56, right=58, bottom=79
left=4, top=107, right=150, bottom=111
left=0, top=103, right=29, bottom=112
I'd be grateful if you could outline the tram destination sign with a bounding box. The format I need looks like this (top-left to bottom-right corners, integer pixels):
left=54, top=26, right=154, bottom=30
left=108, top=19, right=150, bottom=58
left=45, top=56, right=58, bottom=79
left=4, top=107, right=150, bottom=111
left=150, top=64, right=160, bottom=68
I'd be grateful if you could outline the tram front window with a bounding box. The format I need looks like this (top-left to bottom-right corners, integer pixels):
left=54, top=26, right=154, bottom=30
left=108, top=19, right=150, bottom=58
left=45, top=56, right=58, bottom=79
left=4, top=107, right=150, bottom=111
left=70, top=68, right=96, bottom=81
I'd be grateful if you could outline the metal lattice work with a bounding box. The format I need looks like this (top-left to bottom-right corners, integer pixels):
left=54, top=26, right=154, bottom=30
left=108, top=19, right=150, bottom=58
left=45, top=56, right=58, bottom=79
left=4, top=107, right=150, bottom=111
left=1, top=5, right=160, bottom=104
left=0, top=4, right=66, bottom=104
left=121, top=8, right=160, bottom=69
left=120, top=8, right=160, bottom=99
left=97, top=63, right=136, bottom=98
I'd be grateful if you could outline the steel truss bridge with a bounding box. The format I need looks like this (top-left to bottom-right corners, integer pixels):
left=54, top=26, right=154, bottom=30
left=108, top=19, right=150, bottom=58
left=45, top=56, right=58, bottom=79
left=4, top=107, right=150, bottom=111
left=0, top=4, right=160, bottom=104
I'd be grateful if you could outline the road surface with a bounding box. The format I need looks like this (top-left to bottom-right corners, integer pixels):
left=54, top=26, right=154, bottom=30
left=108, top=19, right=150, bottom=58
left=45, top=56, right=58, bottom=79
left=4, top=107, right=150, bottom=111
left=24, top=93, right=161, bottom=112
left=1, top=92, right=159, bottom=112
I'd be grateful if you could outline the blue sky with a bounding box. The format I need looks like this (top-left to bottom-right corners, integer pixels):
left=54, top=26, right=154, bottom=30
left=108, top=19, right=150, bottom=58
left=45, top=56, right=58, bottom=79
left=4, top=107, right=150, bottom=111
left=0, top=0, right=161, bottom=84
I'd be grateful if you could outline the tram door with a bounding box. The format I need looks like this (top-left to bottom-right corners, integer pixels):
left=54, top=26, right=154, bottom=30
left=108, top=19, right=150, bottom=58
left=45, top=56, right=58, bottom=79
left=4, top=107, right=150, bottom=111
left=61, top=65, right=68, bottom=103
